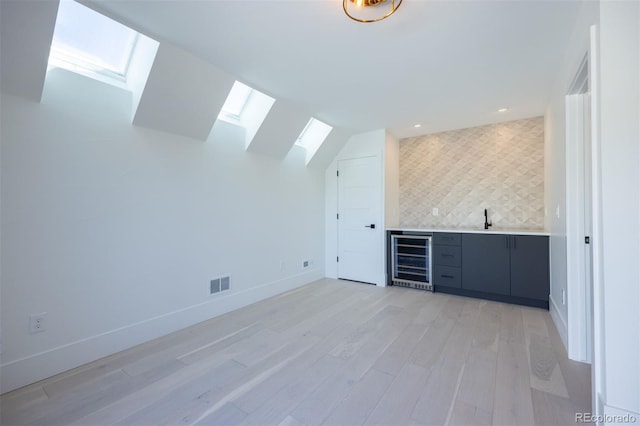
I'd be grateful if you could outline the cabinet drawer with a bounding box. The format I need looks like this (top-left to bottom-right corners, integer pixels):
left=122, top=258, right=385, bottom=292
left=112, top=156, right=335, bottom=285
left=433, top=233, right=461, bottom=246
left=433, top=245, right=461, bottom=267
left=434, top=265, right=462, bottom=288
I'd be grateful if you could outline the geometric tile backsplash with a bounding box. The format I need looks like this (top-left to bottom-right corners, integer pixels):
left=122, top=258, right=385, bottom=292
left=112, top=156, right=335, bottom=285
left=399, top=116, right=545, bottom=229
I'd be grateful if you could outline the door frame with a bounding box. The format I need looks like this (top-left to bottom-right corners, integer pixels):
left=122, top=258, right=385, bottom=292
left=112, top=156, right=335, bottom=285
left=336, top=154, right=385, bottom=286
left=565, top=53, right=594, bottom=364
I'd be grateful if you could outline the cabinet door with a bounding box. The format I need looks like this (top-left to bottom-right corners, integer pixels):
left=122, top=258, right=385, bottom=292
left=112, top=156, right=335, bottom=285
left=433, top=232, right=461, bottom=246
left=434, top=265, right=462, bottom=288
left=433, top=245, right=461, bottom=267
left=510, top=235, right=550, bottom=300
left=461, top=234, right=510, bottom=295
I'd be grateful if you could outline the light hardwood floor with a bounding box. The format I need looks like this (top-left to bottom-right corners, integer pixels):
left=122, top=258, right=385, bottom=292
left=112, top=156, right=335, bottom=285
left=1, top=279, right=591, bottom=426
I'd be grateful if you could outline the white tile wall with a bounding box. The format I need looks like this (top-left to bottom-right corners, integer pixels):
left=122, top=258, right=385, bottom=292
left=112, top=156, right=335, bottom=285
left=399, top=117, right=545, bottom=229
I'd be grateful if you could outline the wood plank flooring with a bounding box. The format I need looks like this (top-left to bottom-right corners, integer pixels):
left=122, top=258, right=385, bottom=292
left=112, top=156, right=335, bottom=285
left=0, top=279, right=591, bottom=426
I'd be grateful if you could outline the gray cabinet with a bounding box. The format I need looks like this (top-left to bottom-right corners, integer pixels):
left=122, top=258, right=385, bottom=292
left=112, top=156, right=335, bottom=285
left=433, top=232, right=461, bottom=246
left=433, top=233, right=462, bottom=288
left=510, top=235, right=549, bottom=301
left=388, top=230, right=550, bottom=308
left=460, top=233, right=549, bottom=303
left=461, top=234, right=511, bottom=295
left=433, top=245, right=461, bottom=267
left=434, top=265, right=462, bottom=288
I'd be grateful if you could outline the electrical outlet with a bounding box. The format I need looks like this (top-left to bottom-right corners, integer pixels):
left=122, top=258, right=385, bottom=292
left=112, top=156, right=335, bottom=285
left=29, top=313, right=47, bottom=334
left=432, top=207, right=439, bottom=216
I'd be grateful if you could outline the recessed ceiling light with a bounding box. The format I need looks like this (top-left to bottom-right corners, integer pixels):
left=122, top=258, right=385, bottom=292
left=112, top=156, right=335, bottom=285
left=497, top=108, right=508, bottom=112
left=413, top=124, right=422, bottom=128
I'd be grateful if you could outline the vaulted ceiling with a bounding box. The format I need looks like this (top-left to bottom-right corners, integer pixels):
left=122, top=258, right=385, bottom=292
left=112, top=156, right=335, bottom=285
left=1, top=0, right=584, bottom=150
left=82, top=0, right=582, bottom=138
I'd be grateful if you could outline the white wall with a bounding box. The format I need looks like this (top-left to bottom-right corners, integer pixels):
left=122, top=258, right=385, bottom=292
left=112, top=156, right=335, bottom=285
left=0, top=69, right=326, bottom=392
left=544, top=1, right=599, bottom=349
left=547, top=0, right=640, bottom=417
left=324, top=129, right=385, bottom=282
left=126, top=33, right=160, bottom=121
left=598, top=0, right=640, bottom=417
left=384, top=132, right=400, bottom=229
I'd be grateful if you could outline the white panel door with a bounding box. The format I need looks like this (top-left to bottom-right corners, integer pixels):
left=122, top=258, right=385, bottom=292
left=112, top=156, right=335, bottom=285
left=337, top=156, right=382, bottom=284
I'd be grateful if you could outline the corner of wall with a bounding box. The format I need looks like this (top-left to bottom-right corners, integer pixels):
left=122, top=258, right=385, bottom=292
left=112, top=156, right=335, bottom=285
left=325, top=159, right=338, bottom=279
left=543, top=107, right=552, bottom=232
left=549, top=294, right=569, bottom=351
left=127, top=34, right=160, bottom=122
left=384, top=131, right=400, bottom=229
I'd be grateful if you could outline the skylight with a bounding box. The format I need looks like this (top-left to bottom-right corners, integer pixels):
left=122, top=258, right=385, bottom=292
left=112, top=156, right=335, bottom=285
left=216, top=80, right=275, bottom=149
left=49, top=1, right=138, bottom=80
left=219, top=81, right=254, bottom=120
left=295, top=118, right=333, bottom=164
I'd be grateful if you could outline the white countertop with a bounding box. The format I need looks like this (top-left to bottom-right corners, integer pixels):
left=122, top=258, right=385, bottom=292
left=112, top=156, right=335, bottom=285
left=387, top=227, right=550, bottom=236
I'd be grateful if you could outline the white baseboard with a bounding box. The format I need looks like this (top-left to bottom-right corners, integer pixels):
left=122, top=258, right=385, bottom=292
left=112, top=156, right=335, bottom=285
left=0, top=270, right=323, bottom=394
left=575, top=399, right=640, bottom=424
left=603, top=403, right=640, bottom=424
left=549, top=295, right=569, bottom=352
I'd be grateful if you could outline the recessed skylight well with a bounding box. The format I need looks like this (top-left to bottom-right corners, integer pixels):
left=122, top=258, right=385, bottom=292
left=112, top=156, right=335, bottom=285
left=217, top=81, right=276, bottom=149
left=49, top=0, right=139, bottom=85
left=295, top=118, right=333, bottom=165
left=218, top=81, right=254, bottom=121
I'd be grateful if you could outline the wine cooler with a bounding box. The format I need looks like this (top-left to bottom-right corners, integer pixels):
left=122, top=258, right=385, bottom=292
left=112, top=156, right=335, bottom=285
left=391, top=234, right=433, bottom=291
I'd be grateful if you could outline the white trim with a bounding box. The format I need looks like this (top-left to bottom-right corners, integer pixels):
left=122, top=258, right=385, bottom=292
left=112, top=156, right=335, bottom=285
left=0, top=270, right=322, bottom=394
left=603, top=404, right=640, bottom=424
left=589, top=24, right=606, bottom=419
left=46, top=63, right=129, bottom=91
left=550, top=294, right=569, bottom=351
left=565, top=91, right=592, bottom=363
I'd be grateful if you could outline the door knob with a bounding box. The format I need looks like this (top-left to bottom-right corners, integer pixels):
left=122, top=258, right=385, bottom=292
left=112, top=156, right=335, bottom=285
left=365, top=224, right=376, bottom=229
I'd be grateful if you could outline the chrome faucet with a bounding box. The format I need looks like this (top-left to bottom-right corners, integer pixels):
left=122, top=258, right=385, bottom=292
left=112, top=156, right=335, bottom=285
left=484, top=209, right=492, bottom=229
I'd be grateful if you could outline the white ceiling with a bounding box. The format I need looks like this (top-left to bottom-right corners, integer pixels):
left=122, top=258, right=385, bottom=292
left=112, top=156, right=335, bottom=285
left=84, top=0, right=582, bottom=139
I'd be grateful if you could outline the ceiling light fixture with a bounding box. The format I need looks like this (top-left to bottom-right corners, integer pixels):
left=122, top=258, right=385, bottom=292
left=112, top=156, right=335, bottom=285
left=413, top=124, right=422, bottom=128
left=343, top=0, right=403, bottom=23
left=497, top=108, right=508, bottom=112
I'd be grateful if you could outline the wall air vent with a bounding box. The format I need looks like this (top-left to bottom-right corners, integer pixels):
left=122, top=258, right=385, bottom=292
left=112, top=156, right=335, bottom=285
left=210, top=275, right=231, bottom=295
left=221, top=276, right=230, bottom=291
